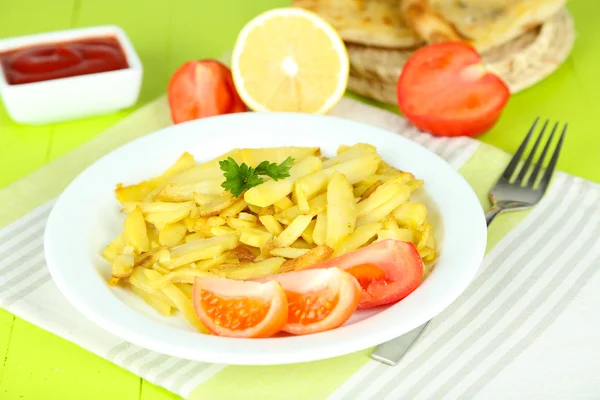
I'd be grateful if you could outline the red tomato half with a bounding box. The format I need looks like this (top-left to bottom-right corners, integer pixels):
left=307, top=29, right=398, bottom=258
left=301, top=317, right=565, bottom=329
left=264, top=268, right=362, bottom=335
left=168, top=60, right=246, bottom=124
left=192, top=278, right=287, bottom=338
left=397, top=42, right=510, bottom=137
left=306, top=240, right=424, bottom=308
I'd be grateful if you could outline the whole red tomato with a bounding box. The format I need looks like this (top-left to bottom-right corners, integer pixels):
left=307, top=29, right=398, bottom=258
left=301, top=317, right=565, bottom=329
left=397, top=42, right=510, bottom=137
left=168, top=60, right=247, bottom=124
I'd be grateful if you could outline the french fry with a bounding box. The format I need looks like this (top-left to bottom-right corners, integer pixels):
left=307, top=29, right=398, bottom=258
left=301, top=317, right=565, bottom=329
left=207, top=216, right=227, bottom=226
left=357, top=192, right=413, bottom=227
left=323, top=143, right=377, bottom=168
left=184, top=232, right=205, bottom=243
left=238, top=212, right=258, bottom=223
left=279, top=245, right=333, bottom=272
left=192, top=218, right=213, bottom=236
left=270, top=247, right=309, bottom=258
left=145, top=208, right=191, bottom=230
left=135, top=247, right=169, bottom=269
left=313, top=212, right=327, bottom=246
left=228, top=245, right=257, bottom=262
left=276, top=214, right=314, bottom=247
left=294, top=154, right=380, bottom=213
left=273, top=196, right=294, bottom=212
left=211, top=226, right=236, bottom=236
left=239, top=228, right=273, bottom=248
left=393, top=201, right=428, bottom=229
left=376, top=160, right=404, bottom=177
left=129, top=267, right=176, bottom=307
left=333, top=222, right=382, bottom=257
left=130, top=284, right=172, bottom=316
left=376, top=228, right=415, bottom=243
left=326, top=172, right=357, bottom=248
left=155, top=180, right=224, bottom=202
left=124, top=206, right=149, bottom=253
left=244, top=156, right=323, bottom=207
left=174, top=283, right=193, bottom=300
left=112, top=252, right=135, bottom=279
left=357, top=180, right=410, bottom=218
left=290, top=238, right=314, bottom=249
left=168, top=235, right=239, bottom=268
left=158, top=222, right=188, bottom=247
left=258, top=215, right=283, bottom=236
left=195, top=193, right=237, bottom=217
left=194, top=253, right=231, bottom=271
left=237, top=147, right=320, bottom=167
left=144, top=269, right=209, bottom=333
left=382, top=214, right=400, bottom=230
left=102, top=233, right=126, bottom=263
left=216, top=257, right=286, bottom=280
left=121, top=201, right=196, bottom=214
left=227, top=217, right=256, bottom=230
left=275, top=192, right=327, bottom=225
left=147, top=269, right=216, bottom=288
left=115, top=152, right=195, bottom=204
left=220, top=199, right=248, bottom=217
left=301, top=219, right=316, bottom=244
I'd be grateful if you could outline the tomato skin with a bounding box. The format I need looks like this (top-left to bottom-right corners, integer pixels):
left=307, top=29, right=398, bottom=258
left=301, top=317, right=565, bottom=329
left=306, top=240, right=424, bottom=308
left=265, top=268, right=362, bottom=335
left=168, top=60, right=247, bottom=124
left=397, top=42, right=509, bottom=137
left=192, top=278, right=287, bottom=338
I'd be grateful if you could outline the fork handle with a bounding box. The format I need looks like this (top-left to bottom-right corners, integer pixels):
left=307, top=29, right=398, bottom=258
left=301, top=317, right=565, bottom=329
left=485, top=205, right=502, bottom=226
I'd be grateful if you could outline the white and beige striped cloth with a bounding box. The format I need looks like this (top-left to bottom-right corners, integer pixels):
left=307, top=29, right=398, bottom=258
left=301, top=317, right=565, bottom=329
left=0, top=98, right=599, bottom=399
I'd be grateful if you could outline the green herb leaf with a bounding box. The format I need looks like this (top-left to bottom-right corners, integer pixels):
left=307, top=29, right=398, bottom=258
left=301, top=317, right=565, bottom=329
left=219, top=156, right=295, bottom=197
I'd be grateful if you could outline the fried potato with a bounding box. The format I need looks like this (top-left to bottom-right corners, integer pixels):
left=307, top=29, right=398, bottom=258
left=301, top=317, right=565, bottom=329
left=167, top=235, right=239, bottom=268
left=238, top=212, right=257, bottom=223
left=228, top=245, right=257, bottom=262
left=130, top=285, right=172, bottom=316
left=147, top=269, right=216, bottom=288
left=145, top=208, right=191, bottom=230
left=276, top=192, right=327, bottom=225
left=121, top=201, right=195, bottom=214
left=115, top=152, right=195, bottom=204
left=270, top=247, right=309, bottom=259
left=227, top=217, right=256, bottom=230
left=103, top=233, right=126, bottom=263
left=207, top=216, right=227, bottom=226
left=124, top=206, right=149, bottom=253
left=259, top=215, right=283, bottom=236
left=129, top=267, right=176, bottom=307
left=357, top=179, right=411, bottom=219
left=155, top=180, right=224, bottom=202
left=323, top=143, right=377, bottom=168
left=333, top=222, right=382, bottom=257
left=174, top=283, right=193, bottom=300
left=326, top=172, right=357, bottom=248
left=357, top=191, right=413, bottom=227
left=184, top=232, right=205, bottom=243
left=276, top=214, right=314, bottom=247
left=301, top=219, right=316, bottom=244
left=294, top=154, right=380, bottom=213
left=279, top=245, right=333, bottom=272
left=393, top=201, right=428, bottom=229
left=244, top=156, right=323, bottom=207
left=216, top=257, right=286, bottom=280
left=111, top=252, right=135, bottom=279
left=144, top=269, right=208, bottom=333
left=376, top=228, right=415, bottom=243
left=210, top=226, right=236, bottom=236
left=382, top=214, right=400, bottom=230
left=239, top=228, right=273, bottom=248
left=313, top=212, right=327, bottom=246
left=194, top=193, right=236, bottom=217
left=220, top=199, right=248, bottom=217
left=273, top=196, right=294, bottom=212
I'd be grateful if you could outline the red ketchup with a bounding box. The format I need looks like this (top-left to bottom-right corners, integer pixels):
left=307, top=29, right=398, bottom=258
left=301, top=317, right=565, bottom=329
left=1, top=36, right=128, bottom=85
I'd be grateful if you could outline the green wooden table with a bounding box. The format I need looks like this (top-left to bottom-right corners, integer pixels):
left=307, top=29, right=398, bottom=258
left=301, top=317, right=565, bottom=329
left=0, top=0, right=598, bottom=398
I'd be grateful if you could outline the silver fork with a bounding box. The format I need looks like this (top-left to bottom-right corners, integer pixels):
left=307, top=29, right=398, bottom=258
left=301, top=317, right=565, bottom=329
left=371, top=118, right=567, bottom=366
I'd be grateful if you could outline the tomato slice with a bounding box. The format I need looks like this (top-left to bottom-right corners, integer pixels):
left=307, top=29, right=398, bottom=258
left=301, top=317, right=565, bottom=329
left=168, top=60, right=247, bottom=124
left=307, top=240, right=424, bottom=308
left=261, top=268, right=361, bottom=335
left=192, top=277, right=287, bottom=338
left=397, top=42, right=509, bottom=137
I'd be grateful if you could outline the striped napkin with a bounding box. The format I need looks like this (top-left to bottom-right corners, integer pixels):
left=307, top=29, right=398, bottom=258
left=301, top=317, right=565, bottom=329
left=0, top=96, right=598, bottom=400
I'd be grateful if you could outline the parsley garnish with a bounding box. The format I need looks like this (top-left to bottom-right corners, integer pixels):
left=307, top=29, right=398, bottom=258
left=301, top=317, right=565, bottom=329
left=219, top=156, right=294, bottom=197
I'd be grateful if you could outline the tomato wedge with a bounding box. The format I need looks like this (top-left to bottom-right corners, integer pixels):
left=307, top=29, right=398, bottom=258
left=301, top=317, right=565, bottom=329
left=262, top=268, right=361, bottom=335
left=397, top=42, right=510, bottom=137
left=192, top=278, right=287, bottom=338
left=306, top=240, right=424, bottom=308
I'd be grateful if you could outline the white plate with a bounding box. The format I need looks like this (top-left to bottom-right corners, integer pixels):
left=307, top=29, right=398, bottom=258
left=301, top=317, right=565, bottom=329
left=44, top=112, right=486, bottom=365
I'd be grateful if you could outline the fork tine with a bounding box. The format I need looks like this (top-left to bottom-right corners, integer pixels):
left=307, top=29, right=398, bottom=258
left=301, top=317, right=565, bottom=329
left=503, top=117, right=539, bottom=181
left=540, top=123, right=567, bottom=186
left=517, top=119, right=548, bottom=184
left=530, top=122, right=558, bottom=187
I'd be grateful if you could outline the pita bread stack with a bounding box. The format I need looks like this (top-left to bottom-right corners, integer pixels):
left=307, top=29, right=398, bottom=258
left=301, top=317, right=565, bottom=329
left=293, top=0, right=574, bottom=105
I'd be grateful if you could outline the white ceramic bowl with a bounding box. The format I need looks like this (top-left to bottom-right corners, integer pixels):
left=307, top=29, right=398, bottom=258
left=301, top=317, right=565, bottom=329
left=44, top=112, right=487, bottom=365
left=0, top=25, right=142, bottom=125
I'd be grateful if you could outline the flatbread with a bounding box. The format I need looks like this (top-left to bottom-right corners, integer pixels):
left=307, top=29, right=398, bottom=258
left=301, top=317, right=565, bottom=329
left=292, top=0, right=423, bottom=49
left=403, top=0, right=567, bottom=51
